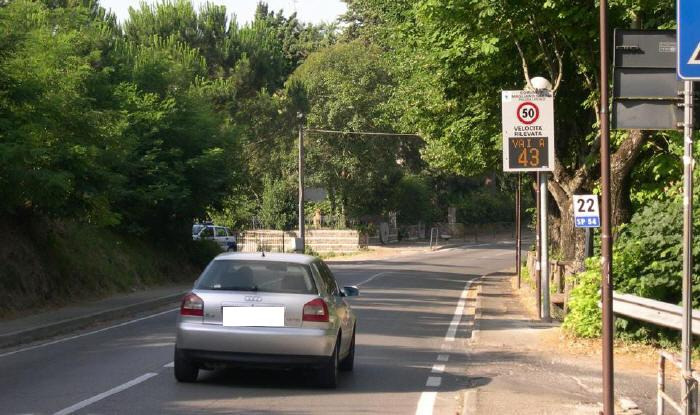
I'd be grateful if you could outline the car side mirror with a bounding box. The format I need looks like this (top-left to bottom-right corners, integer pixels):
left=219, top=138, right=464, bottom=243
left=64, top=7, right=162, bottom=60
left=342, top=286, right=360, bottom=297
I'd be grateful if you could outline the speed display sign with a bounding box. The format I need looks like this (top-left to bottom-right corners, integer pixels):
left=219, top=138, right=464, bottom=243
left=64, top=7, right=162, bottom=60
left=502, top=90, right=555, bottom=172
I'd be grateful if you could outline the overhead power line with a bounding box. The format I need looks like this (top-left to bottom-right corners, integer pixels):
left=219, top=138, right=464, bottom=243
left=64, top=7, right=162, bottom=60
left=305, top=128, right=423, bottom=139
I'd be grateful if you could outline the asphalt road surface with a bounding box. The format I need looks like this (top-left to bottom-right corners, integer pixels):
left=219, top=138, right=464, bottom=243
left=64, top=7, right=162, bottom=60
left=0, top=242, right=515, bottom=415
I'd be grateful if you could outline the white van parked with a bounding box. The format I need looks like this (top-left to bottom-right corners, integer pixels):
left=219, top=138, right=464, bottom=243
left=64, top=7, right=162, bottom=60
left=192, top=224, right=237, bottom=251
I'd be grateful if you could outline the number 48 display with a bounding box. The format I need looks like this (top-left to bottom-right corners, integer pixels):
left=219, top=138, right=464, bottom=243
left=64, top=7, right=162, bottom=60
left=573, top=194, right=600, bottom=228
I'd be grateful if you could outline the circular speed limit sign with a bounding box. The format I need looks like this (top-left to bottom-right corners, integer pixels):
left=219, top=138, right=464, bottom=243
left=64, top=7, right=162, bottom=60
left=516, top=102, right=539, bottom=125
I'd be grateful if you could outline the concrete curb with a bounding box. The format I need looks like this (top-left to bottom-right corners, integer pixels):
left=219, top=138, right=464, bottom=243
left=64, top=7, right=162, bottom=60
left=0, top=291, right=186, bottom=349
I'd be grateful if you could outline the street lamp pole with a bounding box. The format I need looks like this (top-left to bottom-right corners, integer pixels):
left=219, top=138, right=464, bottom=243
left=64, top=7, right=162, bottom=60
left=298, top=121, right=305, bottom=253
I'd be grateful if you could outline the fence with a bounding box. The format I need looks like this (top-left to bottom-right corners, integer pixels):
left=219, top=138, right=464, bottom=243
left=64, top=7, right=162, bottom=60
left=236, top=229, right=366, bottom=254
left=236, top=230, right=291, bottom=253
left=304, top=214, right=360, bottom=230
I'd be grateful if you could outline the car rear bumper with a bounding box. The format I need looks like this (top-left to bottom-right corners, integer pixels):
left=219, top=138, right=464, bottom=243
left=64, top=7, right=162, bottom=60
left=176, top=321, right=337, bottom=357
left=179, top=348, right=330, bottom=369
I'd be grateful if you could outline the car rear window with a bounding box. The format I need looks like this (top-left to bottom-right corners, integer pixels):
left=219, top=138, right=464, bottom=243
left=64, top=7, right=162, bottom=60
left=196, top=260, right=317, bottom=294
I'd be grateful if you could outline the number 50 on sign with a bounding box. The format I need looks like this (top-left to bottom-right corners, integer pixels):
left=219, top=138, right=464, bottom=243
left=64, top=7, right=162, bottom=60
left=573, top=195, right=600, bottom=228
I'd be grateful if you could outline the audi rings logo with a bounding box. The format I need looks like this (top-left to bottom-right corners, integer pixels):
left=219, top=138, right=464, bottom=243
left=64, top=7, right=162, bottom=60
left=244, top=296, right=263, bottom=302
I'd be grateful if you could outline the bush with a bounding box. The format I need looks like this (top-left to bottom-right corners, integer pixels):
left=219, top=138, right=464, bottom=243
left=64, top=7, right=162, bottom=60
left=451, top=189, right=514, bottom=224
left=389, top=174, right=436, bottom=224
left=185, top=240, right=223, bottom=269
left=614, top=196, right=696, bottom=306
left=563, top=258, right=602, bottom=338
left=259, top=177, right=296, bottom=230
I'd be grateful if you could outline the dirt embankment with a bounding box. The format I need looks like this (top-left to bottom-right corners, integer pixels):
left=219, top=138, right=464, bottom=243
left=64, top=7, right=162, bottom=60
left=0, top=215, right=201, bottom=318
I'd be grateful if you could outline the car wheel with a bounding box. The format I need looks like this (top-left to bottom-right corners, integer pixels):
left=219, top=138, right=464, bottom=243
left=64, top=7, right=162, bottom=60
left=317, top=338, right=339, bottom=388
left=339, top=327, right=355, bottom=372
left=174, top=348, right=198, bottom=383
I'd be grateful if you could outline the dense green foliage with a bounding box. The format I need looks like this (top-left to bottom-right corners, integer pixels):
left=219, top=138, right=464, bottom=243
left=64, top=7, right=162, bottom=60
left=0, top=0, right=335, bottom=240
left=566, top=173, right=700, bottom=340
left=562, top=258, right=603, bottom=338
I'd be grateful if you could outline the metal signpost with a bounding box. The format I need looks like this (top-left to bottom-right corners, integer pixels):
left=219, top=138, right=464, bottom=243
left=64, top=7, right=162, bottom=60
left=502, top=89, right=555, bottom=321
left=677, top=1, right=699, bottom=413
left=516, top=173, right=522, bottom=288
left=574, top=195, right=601, bottom=263
left=599, top=2, right=615, bottom=413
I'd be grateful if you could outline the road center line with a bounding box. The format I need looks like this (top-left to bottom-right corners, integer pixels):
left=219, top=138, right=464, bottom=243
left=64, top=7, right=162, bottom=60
left=431, top=364, right=445, bottom=374
left=0, top=308, right=178, bottom=359
left=356, top=271, right=392, bottom=287
left=53, top=372, right=158, bottom=415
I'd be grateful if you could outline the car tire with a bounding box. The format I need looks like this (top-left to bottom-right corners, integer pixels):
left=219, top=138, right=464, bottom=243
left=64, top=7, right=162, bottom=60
left=174, top=348, right=198, bottom=383
left=317, top=339, right=339, bottom=388
left=339, top=327, right=355, bottom=372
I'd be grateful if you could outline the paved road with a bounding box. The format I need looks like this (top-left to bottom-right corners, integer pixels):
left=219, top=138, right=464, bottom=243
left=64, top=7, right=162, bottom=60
left=0, top=242, right=515, bottom=415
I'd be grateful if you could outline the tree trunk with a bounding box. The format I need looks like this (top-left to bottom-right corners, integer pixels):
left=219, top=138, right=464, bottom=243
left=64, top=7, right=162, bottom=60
left=547, top=130, right=647, bottom=263
left=610, top=129, right=646, bottom=228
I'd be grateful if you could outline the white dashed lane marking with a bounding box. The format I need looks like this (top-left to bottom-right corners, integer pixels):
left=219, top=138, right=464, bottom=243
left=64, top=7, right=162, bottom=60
left=53, top=373, right=158, bottom=415
left=415, top=276, right=481, bottom=415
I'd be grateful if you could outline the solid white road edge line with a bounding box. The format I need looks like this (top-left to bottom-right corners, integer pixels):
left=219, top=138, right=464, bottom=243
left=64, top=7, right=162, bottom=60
left=444, top=279, right=476, bottom=342
left=415, top=392, right=438, bottom=415
left=53, top=372, right=158, bottom=415
left=0, top=308, right=179, bottom=359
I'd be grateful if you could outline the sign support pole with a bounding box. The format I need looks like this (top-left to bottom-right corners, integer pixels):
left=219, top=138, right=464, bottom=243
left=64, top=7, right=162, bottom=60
left=539, top=172, right=550, bottom=322
left=535, top=173, right=542, bottom=318
left=681, top=79, right=696, bottom=415
left=516, top=173, right=522, bottom=288
left=599, top=0, right=615, bottom=413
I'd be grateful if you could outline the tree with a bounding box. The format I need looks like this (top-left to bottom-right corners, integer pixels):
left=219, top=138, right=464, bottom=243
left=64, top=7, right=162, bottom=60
left=290, top=41, right=421, bottom=218
left=342, top=0, right=677, bottom=261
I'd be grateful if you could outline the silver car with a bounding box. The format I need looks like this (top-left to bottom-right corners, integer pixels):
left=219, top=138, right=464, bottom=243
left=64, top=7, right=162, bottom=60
left=174, top=252, right=359, bottom=388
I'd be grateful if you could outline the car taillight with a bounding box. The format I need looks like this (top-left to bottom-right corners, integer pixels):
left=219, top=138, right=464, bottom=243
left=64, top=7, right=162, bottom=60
left=180, top=293, right=204, bottom=317
left=303, top=298, right=329, bottom=322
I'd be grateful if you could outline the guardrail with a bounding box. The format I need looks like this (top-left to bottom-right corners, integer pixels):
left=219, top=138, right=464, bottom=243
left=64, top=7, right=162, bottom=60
left=611, top=292, right=700, bottom=335
left=609, top=292, right=700, bottom=414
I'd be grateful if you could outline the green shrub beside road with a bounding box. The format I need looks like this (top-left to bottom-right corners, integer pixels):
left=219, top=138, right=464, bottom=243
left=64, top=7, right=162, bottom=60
left=564, top=189, right=700, bottom=341
left=563, top=258, right=602, bottom=338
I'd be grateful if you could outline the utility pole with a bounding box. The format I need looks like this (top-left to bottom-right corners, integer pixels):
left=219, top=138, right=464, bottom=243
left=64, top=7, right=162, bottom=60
left=598, top=0, right=614, bottom=413
left=298, top=121, right=305, bottom=253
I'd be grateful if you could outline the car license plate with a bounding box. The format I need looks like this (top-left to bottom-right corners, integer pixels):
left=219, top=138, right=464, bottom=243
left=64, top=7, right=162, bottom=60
left=222, top=306, right=285, bottom=327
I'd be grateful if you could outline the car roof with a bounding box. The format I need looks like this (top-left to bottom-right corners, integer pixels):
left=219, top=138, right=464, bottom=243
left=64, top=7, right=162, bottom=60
left=213, top=252, right=318, bottom=265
